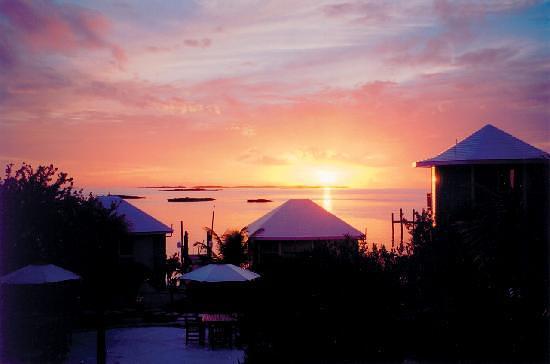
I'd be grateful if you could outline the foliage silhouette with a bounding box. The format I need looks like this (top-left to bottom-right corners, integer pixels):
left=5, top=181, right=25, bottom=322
left=0, top=163, right=140, bottom=306
left=243, top=202, right=548, bottom=363
left=217, top=227, right=248, bottom=267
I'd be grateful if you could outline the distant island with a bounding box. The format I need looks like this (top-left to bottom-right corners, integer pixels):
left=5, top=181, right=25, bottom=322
left=167, top=197, right=215, bottom=202
left=140, top=184, right=348, bottom=189
left=139, top=185, right=186, bottom=189
left=112, top=194, right=145, bottom=199
left=247, top=199, right=273, bottom=203
left=160, top=188, right=221, bottom=192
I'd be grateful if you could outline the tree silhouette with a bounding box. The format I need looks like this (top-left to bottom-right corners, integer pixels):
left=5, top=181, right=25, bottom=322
left=201, top=227, right=248, bottom=266
left=0, top=163, right=130, bottom=301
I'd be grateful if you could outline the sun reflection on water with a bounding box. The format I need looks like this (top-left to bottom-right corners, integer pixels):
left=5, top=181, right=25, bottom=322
left=322, top=187, right=332, bottom=212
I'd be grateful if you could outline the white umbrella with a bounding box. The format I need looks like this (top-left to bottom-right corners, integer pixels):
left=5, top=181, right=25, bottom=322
left=180, top=264, right=260, bottom=283
left=0, top=264, right=80, bottom=285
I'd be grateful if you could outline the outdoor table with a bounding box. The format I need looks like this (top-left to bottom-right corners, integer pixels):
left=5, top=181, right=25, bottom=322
left=200, top=313, right=237, bottom=323
left=200, top=313, right=237, bottom=347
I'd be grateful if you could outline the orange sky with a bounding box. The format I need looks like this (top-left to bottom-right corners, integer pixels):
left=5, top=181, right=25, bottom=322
left=1, top=1, right=548, bottom=188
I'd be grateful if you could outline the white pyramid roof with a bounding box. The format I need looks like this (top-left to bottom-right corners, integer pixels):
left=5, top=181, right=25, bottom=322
left=247, top=199, right=363, bottom=241
left=1, top=264, right=80, bottom=285
left=180, top=264, right=260, bottom=282
left=98, top=196, right=172, bottom=234
left=416, top=124, right=549, bottom=167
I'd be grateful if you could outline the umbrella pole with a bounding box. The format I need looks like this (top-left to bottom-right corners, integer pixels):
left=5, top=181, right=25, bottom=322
left=96, top=306, right=105, bottom=364
left=96, top=243, right=106, bottom=364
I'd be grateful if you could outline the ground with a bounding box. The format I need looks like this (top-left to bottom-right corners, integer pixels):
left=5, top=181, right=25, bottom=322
left=64, top=327, right=244, bottom=364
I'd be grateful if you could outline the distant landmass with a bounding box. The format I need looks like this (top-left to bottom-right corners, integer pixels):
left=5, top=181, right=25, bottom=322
left=141, top=185, right=348, bottom=189
left=159, top=188, right=221, bottom=192
left=247, top=199, right=273, bottom=203
left=167, top=197, right=215, bottom=202
left=113, top=194, right=145, bottom=199
left=139, top=185, right=186, bottom=189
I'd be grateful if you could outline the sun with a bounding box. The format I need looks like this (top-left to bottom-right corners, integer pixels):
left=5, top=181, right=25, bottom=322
left=317, top=170, right=338, bottom=186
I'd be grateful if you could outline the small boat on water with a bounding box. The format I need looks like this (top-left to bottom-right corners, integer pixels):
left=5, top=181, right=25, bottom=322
left=167, top=197, right=215, bottom=203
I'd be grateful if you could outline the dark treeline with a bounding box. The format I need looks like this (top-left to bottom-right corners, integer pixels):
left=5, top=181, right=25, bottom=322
left=243, top=205, right=548, bottom=363
left=1, top=163, right=547, bottom=362
left=0, top=163, right=146, bottom=307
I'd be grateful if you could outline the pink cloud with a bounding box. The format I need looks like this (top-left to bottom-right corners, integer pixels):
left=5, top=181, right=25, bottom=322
left=0, top=23, right=16, bottom=67
left=0, top=0, right=125, bottom=66
left=0, top=0, right=546, bottom=188
left=145, top=45, right=173, bottom=53
left=238, top=148, right=288, bottom=166
left=183, top=38, right=212, bottom=48
left=434, top=0, right=540, bottom=21
left=323, top=1, right=392, bottom=24
left=457, top=47, right=519, bottom=66
left=379, top=36, right=453, bottom=67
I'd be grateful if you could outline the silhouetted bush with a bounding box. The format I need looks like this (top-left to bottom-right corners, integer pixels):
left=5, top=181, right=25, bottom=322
left=0, top=163, right=133, bottom=307
left=244, top=204, right=548, bottom=363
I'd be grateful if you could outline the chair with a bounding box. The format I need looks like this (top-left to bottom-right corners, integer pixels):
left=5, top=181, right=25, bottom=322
left=208, top=322, right=233, bottom=348
left=184, top=313, right=205, bottom=345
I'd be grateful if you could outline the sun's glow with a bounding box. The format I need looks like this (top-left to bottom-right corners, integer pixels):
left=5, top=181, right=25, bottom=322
left=317, top=170, right=338, bottom=186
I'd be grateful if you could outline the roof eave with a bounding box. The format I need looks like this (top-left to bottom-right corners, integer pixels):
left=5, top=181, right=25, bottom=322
left=415, top=160, right=434, bottom=168
left=415, top=158, right=549, bottom=168
left=129, top=230, right=173, bottom=235
left=251, top=235, right=364, bottom=241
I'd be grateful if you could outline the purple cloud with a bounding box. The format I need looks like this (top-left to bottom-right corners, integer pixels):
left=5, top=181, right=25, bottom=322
left=0, top=0, right=126, bottom=66
left=183, top=38, right=212, bottom=48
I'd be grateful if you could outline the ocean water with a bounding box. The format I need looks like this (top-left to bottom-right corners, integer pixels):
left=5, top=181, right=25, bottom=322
left=88, top=187, right=428, bottom=256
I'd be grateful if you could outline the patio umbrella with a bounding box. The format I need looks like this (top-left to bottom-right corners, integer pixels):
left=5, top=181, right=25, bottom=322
left=180, top=264, right=260, bottom=283
left=0, top=264, right=80, bottom=285
left=1, top=264, right=81, bottom=361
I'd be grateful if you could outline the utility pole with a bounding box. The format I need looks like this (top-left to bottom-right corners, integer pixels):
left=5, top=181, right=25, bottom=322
left=400, top=208, right=404, bottom=245
left=207, top=207, right=215, bottom=259
left=206, top=231, right=212, bottom=259
left=391, top=212, right=395, bottom=248
left=183, top=231, right=189, bottom=272
left=211, top=207, right=215, bottom=232
left=180, top=221, right=184, bottom=266
left=391, top=209, right=406, bottom=248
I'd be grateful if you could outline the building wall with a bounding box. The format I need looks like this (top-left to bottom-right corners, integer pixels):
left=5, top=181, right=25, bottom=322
left=432, top=161, right=549, bottom=316
left=250, top=238, right=358, bottom=266
left=120, top=233, right=167, bottom=289
left=433, top=162, right=549, bottom=227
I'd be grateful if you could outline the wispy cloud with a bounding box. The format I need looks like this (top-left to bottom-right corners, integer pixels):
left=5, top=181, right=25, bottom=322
left=0, top=0, right=126, bottom=66
left=0, top=0, right=547, bottom=187
left=238, top=148, right=289, bottom=166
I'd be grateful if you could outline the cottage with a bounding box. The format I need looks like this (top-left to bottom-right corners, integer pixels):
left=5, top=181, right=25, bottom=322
left=247, top=199, right=363, bottom=266
left=415, top=124, right=549, bottom=226
left=98, top=196, right=172, bottom=288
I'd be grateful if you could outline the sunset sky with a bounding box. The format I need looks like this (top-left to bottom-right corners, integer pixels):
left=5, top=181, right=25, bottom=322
left=0, top=0, right=548, bottom=188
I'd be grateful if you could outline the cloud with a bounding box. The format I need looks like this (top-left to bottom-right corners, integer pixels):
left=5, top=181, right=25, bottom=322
left=183, top=38, right=212, bottom=48
left=0, top=0, right=126, bottom=67
left=323, top=1, right=393, bottom=24
left=383, top=36, right=453, bottom=66
left=0, top=0, right=547, bottom=187
left=145, top=45, right=173, bottom=53
left=433, top=0, right=540, bottom=23
left=227, top=124, right=256, bottom=137
left=456, top=47, right=520, bottom=66
left=291, top=147, right=353, bottom=163
left=238, top=148, right=289, bottom=165
left=0, top=23, right=16, bottom=67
